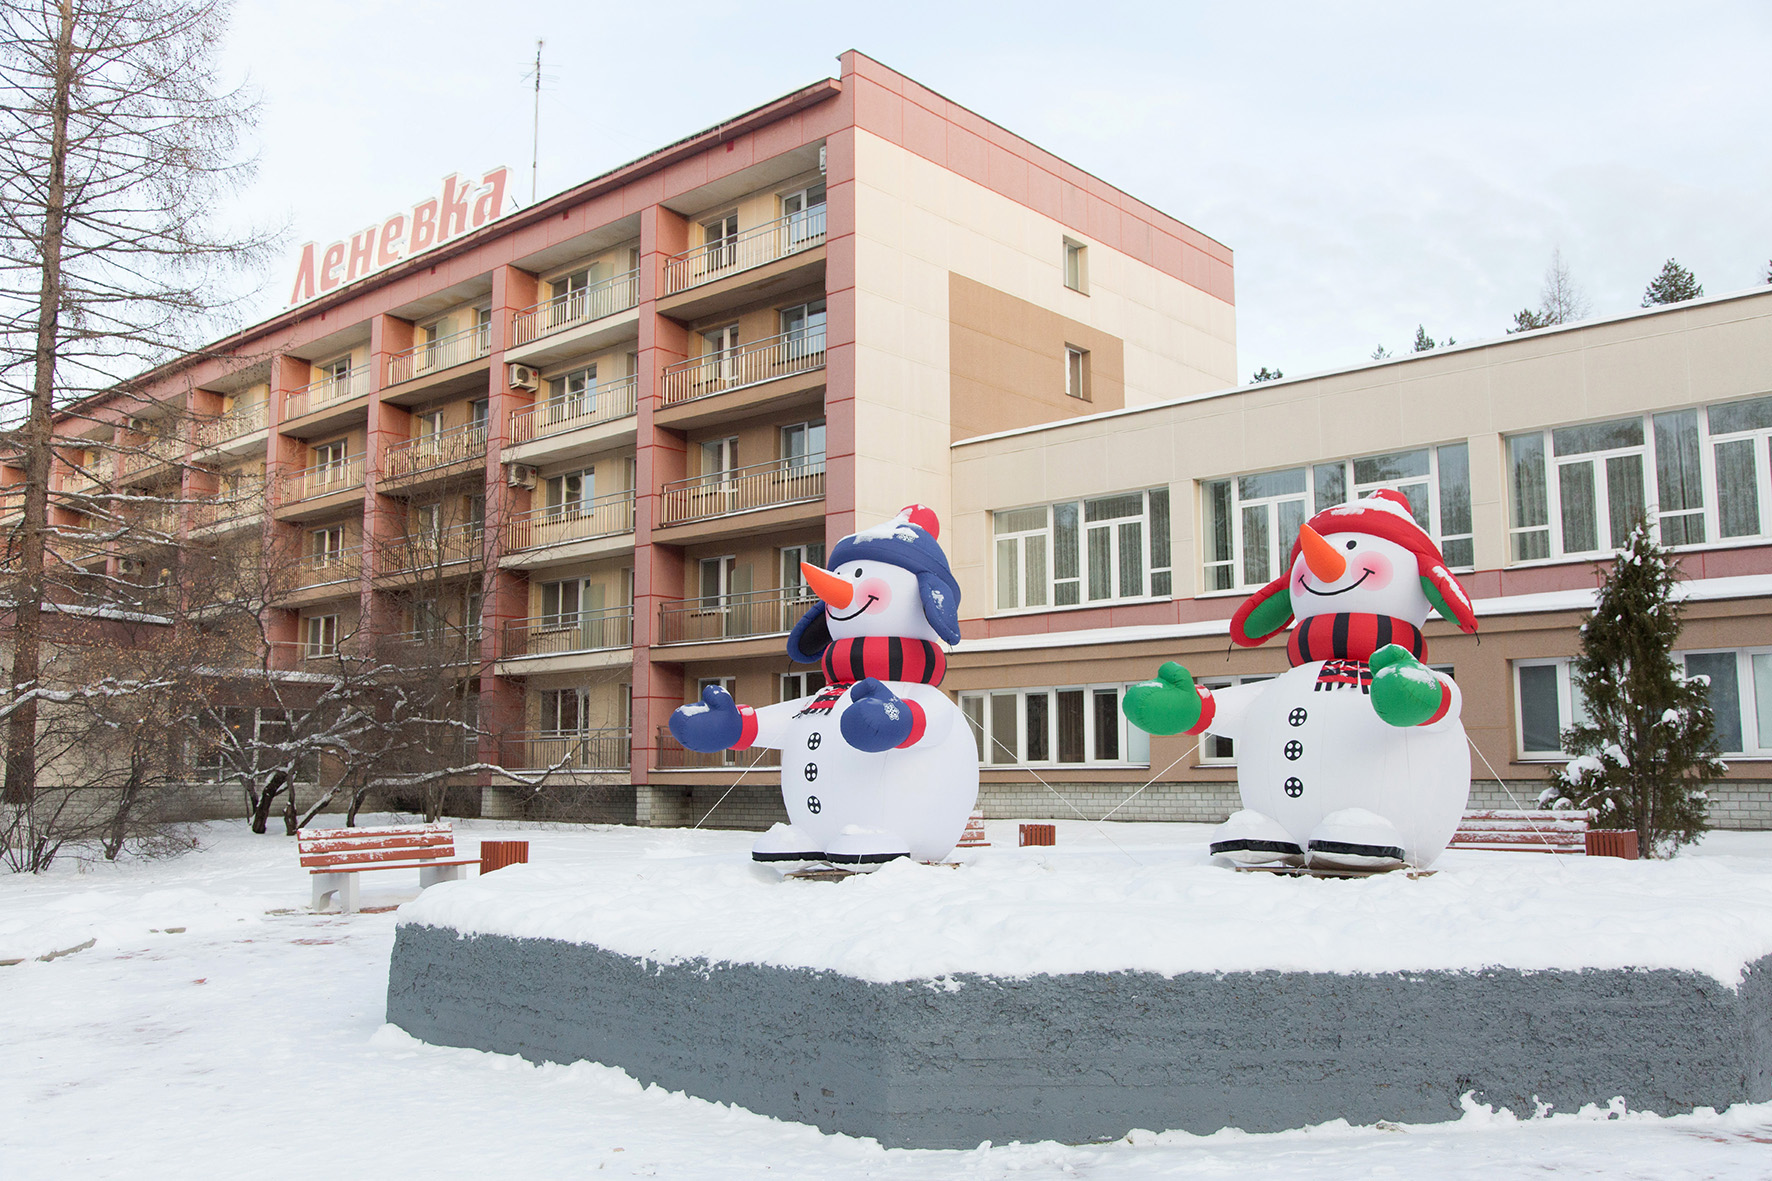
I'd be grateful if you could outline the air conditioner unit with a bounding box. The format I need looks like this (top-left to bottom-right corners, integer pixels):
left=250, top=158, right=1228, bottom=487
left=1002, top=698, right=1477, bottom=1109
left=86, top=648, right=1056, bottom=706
left=119, top=557, right=143, bottom=577
left=507, top=463, right=537, bottom=489
left=508, top=364, right=539, bottom=391
left=818, top=143, right=827, bottom=174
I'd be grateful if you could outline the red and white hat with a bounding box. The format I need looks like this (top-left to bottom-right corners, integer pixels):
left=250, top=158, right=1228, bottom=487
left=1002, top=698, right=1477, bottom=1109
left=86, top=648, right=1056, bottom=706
left=1229, top=489, right=1478, bottom=647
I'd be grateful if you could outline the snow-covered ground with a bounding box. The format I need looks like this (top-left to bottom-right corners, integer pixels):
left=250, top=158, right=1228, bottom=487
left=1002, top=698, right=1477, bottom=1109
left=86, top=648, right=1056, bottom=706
left=5, top=817, right=1772, bottom=1178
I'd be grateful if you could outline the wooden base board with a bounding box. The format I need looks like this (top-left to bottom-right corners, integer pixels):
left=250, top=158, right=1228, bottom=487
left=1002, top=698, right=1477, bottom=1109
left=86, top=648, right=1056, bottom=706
left=1233, top=864, right=1438, bottom=880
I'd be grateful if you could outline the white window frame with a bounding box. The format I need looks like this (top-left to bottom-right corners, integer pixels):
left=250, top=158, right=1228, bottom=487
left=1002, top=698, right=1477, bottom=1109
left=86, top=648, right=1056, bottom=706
left=1065, top=346, right=1089, bottom=401
left=308, top=525, right=345, bottom=566
left=1062, top=238, right=1088, bottom=293
left=548, top=364, right=596, bottom=420
left=543, top=468, right=594, bottom=518
left=1196, top=675, right=1278, bottom=764
left=302, top=614, right=339, bottom=659
left=780, top=300, right=827, bottom=359
left=1677, top=646, right=1772, bottom=758
left=959, top=684, right=1151, bottom=768
left=992, top=488, right=1171, bottom=614
left=781, top=183, right=826, bottom=246
left=779, top=670, right=826, bottom=703
left=539, top=687, right=588, bottom=736
left=1513, top=657, right=1589, bottom=760
left=780, top=542, right=826, bottom=605
left=781, top=420, right=826, bottom=472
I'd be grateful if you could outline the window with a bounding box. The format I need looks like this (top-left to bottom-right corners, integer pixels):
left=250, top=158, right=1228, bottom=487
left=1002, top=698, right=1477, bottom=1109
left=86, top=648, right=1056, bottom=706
left=1065, top=346, right=1089, bottom=401
left=422, top=318, right=450, bottom=367
left=540, top=579, right=585, bottom=626
left=699, top=555, right=737, bottom=608
left=781, top=421, right=825, bottom=472
left=1063, top=238, right=1088, bottom=293
left=1707, top=397, right=1772, bottom=542
left=1514, top=658, right=1590, bottom=758
left=474, top=306, right=492, bottom=353
left=780, top=542, right=826, bottom=606
left=779, top=671, right=826, bottom=702
left=1196, top=675, right=1277, bottom=763
left=410, top=597, right=444, bottom=643
left=1678, top=648, right=1772, bottom=757
left=544, top=468, right=593, bottom=518
left=540, top=688, right=587, bottom=735
left=958, top=685, right=1150, bottom=767
left=311, top=439, right=347, bottom=475
left=302, top=614, right=338, bottom=659
left=549, top=365, right=595, bottom=421
left=703, top=325, right=740, bottom=382
left=410, top=502, right=441, bottom=542
left=780, top=300, right=826, bottom=359
left=993, top=487, right=1171, bottom=611
left=308, top=525, right=344, bottom=566
left=321, top=355, right=354, bottom=394
left=552, top=269, right=589, bottom=326
left=703, top=213, right=738, bottom=270
left=1202, top=444, right=1472, bottom=592
left=469, top=399, right=489, bottom=434
left=782, top=183, right=826, bottom=246
left=701, top=437, right=738, bottom=480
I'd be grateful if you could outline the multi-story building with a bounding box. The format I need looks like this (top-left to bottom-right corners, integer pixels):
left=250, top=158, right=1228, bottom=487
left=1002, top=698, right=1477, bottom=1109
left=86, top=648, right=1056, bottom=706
left=43, top=52, right=1238, bottom=826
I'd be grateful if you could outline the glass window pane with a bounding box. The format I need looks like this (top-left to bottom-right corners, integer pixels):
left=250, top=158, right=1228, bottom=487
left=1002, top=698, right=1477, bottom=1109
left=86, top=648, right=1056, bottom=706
left=1088, top=526, right=1113, bottom=600
left=1056, top=581, right=1081, bottom=606
left=1687, top=653, right=1743, bottom=754
left=1094, top=689, right=1120, bottom=761
left=1653, top=410, right=1705, bottom=545
left=1394, top=481, right=1431, bottom=529
left=1118, top=521, right=1144, bottom=596
left=962, top=696, right=985, bottom=762
left=1518, top=664, right=1563, bottom=753
left=1025, top=693, right=1050, bottom=762
left=1715, top=439, right=1761, bottom=538
left=1437, top=443, right=1472, bottom=537
left=1277, top=500, right=1307, bottom=566
left=1353, top=448, right=1430, bottom=484
left=1709, top=396, right=1772, bottom=436
left=994, top=507, right=1047, bottom=535
left=1127, top=716, right=1150, bottom=765
left=1238, top=468, right=1307, bottom=500
left=1056, top=690, right=1085, bottom=763
left=1054, top=503, right=1080, bottom=580
left=1559, top=462, right=1598, bottom=553
left=1152, top=570, right=1173, bottom=596
left=1024, top=535, right=1048, bottom=608
left=996, top=538, right=1019, bottom=610
left=1242, top=505, right=1270, bottom=586
left=1553, top=417, right=1644, bottom=456
left=1148, top=488, right=1171, bottom=571
left=1204, top=481, right=1232, bottom=565
left=1313, top=463, right=1347, bottom=513
left=1084, top=493, right=1143, bottom=522
left=1443, top=537, right=1475, bottom=568
left=1509, top=433, right=1549, bottom=529
left=989, top=693, right=1019, bottom=765
left=1753, top=654, right=1772, bottom=749
left=1606, top=454, right=1645, bottom=548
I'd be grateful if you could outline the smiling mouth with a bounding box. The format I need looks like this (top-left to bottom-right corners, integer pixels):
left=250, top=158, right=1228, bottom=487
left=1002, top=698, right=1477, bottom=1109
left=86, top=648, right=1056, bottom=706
left=827, top=595, right=880, bottom=621
left=1301, top=569, right=1373, bottom=597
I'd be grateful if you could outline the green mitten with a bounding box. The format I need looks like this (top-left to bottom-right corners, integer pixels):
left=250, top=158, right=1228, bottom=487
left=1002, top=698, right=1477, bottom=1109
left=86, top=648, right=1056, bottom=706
left=1122, top=662, right=1204, bottom=736
left=1369, top=643, right=1444, bottom=728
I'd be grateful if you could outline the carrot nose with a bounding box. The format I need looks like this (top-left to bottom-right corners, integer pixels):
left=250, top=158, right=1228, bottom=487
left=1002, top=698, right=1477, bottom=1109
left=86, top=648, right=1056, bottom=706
left=1298, top=524, right=1348, bottom=582
left=800, top=562, right=854, bottom=609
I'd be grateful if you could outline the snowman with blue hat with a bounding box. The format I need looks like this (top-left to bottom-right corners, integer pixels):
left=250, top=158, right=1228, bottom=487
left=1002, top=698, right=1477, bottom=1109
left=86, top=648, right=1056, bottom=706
left=669, top=505, right=979, bottom=869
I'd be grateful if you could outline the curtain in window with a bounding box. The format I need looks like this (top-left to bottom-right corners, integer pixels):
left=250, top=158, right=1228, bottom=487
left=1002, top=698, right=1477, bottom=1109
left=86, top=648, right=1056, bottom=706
left=1715, top=438, right=1761, bottom=538
left=1025, top=694, right=1050, bottom=762
left=1559, top=462, right=1598, bottom=553
left=1605, top=455, right=1645, bottom=548
left=1518, top=665, right=1562, bottom=752
left=1652, top=410, right=1705, bottom=545
left=1686, top=653, right=1742, bottom=753
left=989, top=693, right=1018, bottom=765
left=1055, top=690, right=1085, bottom=763
left=1509, top=434, right=1550, bottom=560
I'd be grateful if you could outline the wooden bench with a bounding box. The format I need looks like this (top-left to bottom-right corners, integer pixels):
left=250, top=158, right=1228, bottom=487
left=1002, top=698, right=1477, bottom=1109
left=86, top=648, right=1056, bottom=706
left=298, top=824, right=479, bottom=913
left=1450, top=809, right=1592, bottom=854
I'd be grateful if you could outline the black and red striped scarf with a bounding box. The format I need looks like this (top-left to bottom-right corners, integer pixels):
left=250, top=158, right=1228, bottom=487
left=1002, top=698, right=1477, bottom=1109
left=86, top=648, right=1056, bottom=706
left=820, top=636, right=948, bottom=686
left=1287, top=613, right=1425, bottom=668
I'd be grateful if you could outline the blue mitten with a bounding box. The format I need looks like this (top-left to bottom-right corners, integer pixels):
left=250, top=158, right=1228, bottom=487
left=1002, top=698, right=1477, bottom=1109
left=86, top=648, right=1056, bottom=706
left=669, top=685, right=744, bottom=752
left=839, top=677, right=914, bottom=753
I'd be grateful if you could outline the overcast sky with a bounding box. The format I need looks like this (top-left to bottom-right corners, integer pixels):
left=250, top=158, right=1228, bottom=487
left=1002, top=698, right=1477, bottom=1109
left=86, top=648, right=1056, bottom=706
left=219, top=0, right=1772, bottom=383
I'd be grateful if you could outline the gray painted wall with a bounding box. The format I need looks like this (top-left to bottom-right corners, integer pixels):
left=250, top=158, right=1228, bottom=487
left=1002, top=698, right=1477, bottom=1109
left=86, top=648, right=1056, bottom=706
left=388, top=922, right=1772, bottom=1149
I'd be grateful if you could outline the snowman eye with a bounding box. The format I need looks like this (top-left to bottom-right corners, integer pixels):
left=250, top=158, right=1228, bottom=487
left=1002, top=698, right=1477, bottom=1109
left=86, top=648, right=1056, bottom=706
left=1344, top=540, right=1357, bottom=551
left=853, top=567, right=864, bottom=577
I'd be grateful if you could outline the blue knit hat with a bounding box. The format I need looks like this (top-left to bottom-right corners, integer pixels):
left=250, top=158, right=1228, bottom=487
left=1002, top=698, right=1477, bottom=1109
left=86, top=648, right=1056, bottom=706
left=786, top=505, right=962, bottom=664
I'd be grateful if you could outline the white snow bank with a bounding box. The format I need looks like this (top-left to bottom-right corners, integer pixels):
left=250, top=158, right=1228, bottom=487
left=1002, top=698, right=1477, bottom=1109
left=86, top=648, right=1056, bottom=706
left=399, top=822, right=1772, bottom=988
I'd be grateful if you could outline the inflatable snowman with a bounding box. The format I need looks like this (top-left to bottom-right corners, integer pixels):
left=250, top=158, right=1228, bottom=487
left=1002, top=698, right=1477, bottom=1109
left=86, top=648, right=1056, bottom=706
left=1123, top=491, right=1479, bottom=870
left=669, top=505, right=979, bottom=868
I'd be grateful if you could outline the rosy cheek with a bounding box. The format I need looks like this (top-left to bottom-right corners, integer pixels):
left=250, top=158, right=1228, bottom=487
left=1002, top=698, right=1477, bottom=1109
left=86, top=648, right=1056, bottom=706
left=1289, top=564, right=1307, bottom=594
left=1356, top=554, right=1394, bottom=589
left=856, top=577, right=893, bottom=613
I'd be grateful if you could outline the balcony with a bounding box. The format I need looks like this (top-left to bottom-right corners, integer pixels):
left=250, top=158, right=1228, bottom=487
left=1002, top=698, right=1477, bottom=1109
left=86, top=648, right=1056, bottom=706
left=654, top=727, right=781, bottom=771
left=655, top=585, right=815, bottom=646
left=656, top=458, right=824, bottom=532
left=294, top=545, right=362, bottom=591
left=660, top=330, right=826, bottom=412
left=119, top=436, right=182, bottom=479
left=390, top=625, right=483, bottom=665
left=195, top=401, right=268, bottom=451
left=500, top=728, right=631, bottom=773
left=284, top=366, right=370, bottom=422
left=283, top=454, right=366, bottom=504
left=190, top=493, right=265, bottom=534
left=512, top=269, right=640, bottom=347
left=502, top=605, right=633, bottom=661
left=380, top=523, right=485, bottom=576
left=663, top=210, right=826, bottom=296
left=380, top=422, right=487, bottom=485
left=387, top=325, right=491, bottom=387
left=504, top=490, right=635, bottom=559
left=508, top=376, right=637, bottom=447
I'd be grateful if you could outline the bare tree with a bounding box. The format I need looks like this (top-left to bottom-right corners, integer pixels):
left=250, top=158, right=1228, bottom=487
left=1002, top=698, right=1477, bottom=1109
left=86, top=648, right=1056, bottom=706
left=1509, top=248, right=1592, bottom=333
left=0, top=0, right=273, bottom=808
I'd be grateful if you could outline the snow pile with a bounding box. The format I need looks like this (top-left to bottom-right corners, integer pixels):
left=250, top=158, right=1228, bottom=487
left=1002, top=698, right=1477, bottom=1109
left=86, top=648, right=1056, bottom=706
left=399, top=823, right=1772, bottom=987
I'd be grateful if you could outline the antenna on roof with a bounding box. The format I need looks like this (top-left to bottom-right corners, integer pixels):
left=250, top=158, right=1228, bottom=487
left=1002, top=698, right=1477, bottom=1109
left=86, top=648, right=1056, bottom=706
left=521, top=39, right=555, bottom=205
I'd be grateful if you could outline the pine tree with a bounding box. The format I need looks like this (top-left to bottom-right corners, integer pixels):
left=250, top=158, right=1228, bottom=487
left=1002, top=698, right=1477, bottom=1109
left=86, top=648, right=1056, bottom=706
left=1508, top=307, right=1553, bottom=334
left=1548, top=520, right=1723, bottom=855
left=1413, top=325, right=1436, bottom=352
left=1641, top=258, right=1704, bottom=307
left=1250, top=366, right=1283, bottom=383
left=1371, top=344, right=1391, bottom=360
left=1763, top=259, right=1771, bottom=285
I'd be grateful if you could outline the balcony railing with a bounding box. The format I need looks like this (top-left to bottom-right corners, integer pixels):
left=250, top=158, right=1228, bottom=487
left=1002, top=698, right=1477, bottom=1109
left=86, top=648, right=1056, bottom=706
left=505, top=489, right=635, bottom=553
left=511, top=269, right=640, bottom=346
left=285, top=366, right=370, bottom=420
left=285, top=453, right=366, bottom=502
left=502, top=605, right=633, bottom=660
left=508, top=375, right=637, bottom=445
left=391, top=625, right=483, bottom=663
left=119, top=436, right=182, bottom=477
left=381, top=422, right=487, bottom=482
left=662, top=209, right=826, bottom=295
left=381, top=523, right=484, bottom=574
left=660, top=329, right=825, bottom=407
left=501, top=728, right=631, bottom=772
left=657, top=458, right=823, bottom=527
left=295, top=545, right=362, bottom=589
left=655, top=584, right=817, bottom=646
left=654, top=727, right=782, bottom=770
left=191, top=494, right=265, bottom=532
left=196, top=401, right=267, bottom=448
left=387, top=325, right=491, bottom=386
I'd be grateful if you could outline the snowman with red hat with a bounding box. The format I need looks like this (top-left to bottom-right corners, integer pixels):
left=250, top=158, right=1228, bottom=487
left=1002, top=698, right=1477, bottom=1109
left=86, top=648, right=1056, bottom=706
left=669, top=505, right=978, bottom=870
left=1123, top=490, right=1479, bottom=871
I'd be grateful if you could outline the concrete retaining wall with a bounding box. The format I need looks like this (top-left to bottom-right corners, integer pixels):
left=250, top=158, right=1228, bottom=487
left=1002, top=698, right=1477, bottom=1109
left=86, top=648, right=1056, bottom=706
left=387, top=923, right=1772, bottom=1149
